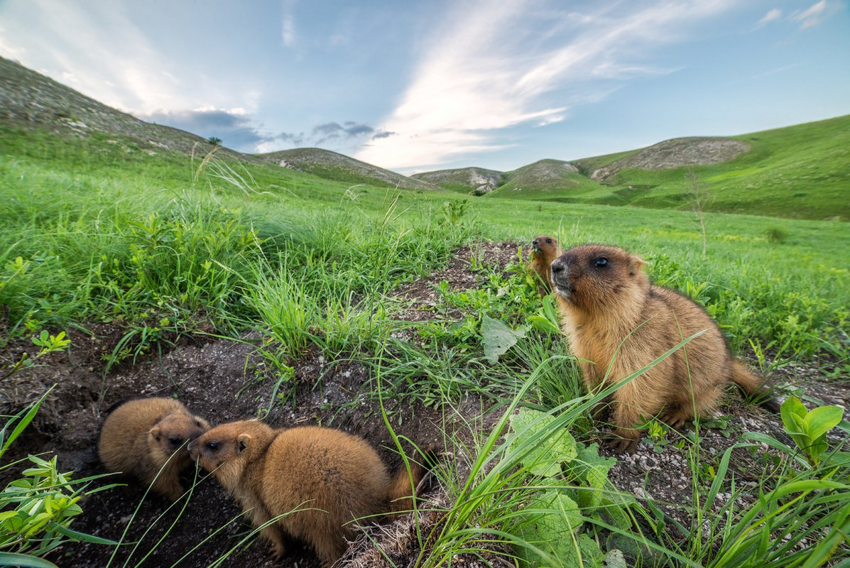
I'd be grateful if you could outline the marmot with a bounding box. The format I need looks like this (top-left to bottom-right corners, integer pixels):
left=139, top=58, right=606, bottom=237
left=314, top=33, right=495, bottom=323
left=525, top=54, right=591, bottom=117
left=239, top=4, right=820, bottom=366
left=550, top=245, right=773, bottom=453
left=189, top=421, right=425, bottom=567
left=528, top=235, right=560, bottom=296
left=98, top=398, right=210, bottom=501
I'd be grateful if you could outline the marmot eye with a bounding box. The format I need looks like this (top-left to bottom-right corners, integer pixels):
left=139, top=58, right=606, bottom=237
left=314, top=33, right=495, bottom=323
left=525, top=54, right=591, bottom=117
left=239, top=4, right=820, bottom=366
left=595, top=258, right=609, bottom=267
left=545, top=239, right=552, bottom=244
left=206, top=442, right=220, bottom=451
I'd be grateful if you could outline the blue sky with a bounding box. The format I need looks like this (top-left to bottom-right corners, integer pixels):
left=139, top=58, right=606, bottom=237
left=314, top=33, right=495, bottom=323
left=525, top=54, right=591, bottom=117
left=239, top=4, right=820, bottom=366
left=1, top=0, right=848, bottom=173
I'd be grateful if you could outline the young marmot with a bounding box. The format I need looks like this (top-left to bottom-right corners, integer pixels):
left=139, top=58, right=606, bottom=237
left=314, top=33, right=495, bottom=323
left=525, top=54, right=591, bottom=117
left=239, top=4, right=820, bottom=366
left=98, top=398, right=210, bottom=501
left=189, top=421, right=425, bottom=567
left=550, top=245, right=773, bottom=453
left=528, top=235, right=560, bottom=296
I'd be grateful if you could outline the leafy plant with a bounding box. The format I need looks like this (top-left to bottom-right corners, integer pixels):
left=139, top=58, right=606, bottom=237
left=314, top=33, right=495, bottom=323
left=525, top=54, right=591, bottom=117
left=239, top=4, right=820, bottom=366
left=780, top=396, right=845, bottom=467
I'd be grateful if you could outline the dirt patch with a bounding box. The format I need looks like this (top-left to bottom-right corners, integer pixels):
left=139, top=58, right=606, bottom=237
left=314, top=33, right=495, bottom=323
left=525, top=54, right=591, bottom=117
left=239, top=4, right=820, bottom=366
left=1, top=329, right=497, bottom=567
left=391, top=240, right=521, bottom=323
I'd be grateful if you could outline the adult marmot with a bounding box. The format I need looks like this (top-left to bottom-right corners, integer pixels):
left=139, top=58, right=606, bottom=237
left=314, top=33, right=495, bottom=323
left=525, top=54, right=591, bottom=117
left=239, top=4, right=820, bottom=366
left=189, top=421, right=425, bottom=567
left=528, top=235, right=560, bottom=296
left=550, top=245, right=772, bottom=452
left=98, top=398, right=210, bottom=500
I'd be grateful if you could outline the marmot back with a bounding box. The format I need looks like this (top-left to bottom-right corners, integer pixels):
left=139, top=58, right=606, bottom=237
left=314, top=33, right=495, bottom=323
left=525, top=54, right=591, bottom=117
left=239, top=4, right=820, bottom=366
left=550, top=245, right=771, bottom=452
left=190, top=421, right=424, bottom=567
left=528, top=235, right=560, bottom=296
left=98, top=398, right=210, bottom=500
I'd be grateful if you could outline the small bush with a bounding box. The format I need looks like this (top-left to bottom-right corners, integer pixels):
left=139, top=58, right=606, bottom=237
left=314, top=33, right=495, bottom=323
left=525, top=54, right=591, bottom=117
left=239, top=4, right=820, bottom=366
left=765, top=226, right=788, bottom=243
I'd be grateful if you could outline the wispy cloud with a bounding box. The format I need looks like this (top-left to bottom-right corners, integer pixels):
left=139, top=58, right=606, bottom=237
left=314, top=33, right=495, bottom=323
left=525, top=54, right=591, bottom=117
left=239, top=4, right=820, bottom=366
left=281, top=0, right=296, bottom=47
left=792, top=0, right=833, bottom=29
left=756, top=8, right=783, bottom=28
left=356, top=0, right=738, bottom=170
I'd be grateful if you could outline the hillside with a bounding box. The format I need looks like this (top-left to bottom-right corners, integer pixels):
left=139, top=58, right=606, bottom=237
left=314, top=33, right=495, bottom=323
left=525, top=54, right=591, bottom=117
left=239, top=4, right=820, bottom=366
left=492, top=159, right=603, bottom=198
left=261, top=147, right=438, bottom=191
left=415, top=116, right=850, bottom=220
left=411, top=167, right=504, bottom=194
left=0, top=56, right=246, bottom=160
left=0, top=55, right=436, bottom=193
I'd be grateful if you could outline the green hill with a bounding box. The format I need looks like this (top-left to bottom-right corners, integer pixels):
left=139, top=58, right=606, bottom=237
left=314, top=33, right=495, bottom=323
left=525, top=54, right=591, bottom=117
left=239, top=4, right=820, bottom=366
left=414, top=116, right=850, bottom=220
left=260, top=147, right=437, bottom=191
left=411, top=167, right=504, bottom=194
left=570, top=116, right=850, bottom=220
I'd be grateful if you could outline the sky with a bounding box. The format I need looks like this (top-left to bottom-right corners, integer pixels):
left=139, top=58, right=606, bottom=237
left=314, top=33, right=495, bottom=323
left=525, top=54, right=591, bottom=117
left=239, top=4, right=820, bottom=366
left=1, top=0, right=848, bottom=174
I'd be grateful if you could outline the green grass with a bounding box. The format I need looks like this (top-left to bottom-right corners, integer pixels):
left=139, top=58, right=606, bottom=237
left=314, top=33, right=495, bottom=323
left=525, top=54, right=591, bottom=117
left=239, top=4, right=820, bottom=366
left=2, top=123, right=849, bottom=567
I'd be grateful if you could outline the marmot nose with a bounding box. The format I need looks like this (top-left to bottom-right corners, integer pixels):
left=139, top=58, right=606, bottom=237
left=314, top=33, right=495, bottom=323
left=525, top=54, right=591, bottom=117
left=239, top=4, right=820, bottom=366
left=551, top=260, right=565, bottom=274
left=532, top=238, right=539, bottom=246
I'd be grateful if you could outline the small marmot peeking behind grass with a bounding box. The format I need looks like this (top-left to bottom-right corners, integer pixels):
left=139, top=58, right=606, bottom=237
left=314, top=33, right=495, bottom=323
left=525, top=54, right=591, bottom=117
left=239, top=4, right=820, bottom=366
left=189, top=420, right=425, bottom=567
left=550, top=245, right=775, bottom=453
left=528, top=235, right=560, bottom=296
left=98, top=398, right=210, bottom=501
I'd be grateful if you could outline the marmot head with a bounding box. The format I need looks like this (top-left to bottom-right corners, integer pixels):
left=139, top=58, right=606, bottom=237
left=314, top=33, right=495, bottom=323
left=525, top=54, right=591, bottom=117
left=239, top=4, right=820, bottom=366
left=148, top=411, right=210, bottom=462
left=188, top=421, right=275, bottom=486
left=531, top=236, right=559, bottom=261
left=550, top=245, right=647, bottom=310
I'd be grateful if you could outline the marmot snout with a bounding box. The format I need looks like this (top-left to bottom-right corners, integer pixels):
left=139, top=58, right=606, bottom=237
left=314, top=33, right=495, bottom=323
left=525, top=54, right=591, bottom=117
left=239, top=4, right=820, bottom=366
left=189, top=420, right=424, bottom=567
left=98, top=398, right=210, bottom=501
left=551, top=245, right=772, bottom=453
left=528, top=235, right=560, bottom=296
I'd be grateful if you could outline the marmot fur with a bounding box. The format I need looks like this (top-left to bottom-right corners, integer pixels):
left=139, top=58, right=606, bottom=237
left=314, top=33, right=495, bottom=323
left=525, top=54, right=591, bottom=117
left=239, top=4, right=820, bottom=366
left=528, top=235, right=560, bottom=296
left=189, top=421, right=424, bottom=567
left=98, top=398, right=210, bottom=500
left=550, top=245, right=772, bottom=452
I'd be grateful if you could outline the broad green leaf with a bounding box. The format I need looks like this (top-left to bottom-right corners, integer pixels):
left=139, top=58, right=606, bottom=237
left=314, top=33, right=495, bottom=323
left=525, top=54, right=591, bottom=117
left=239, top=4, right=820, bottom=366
left=481, top=315, right=527, bottom=364
left=780, top=396, right=808, bottom=430
left=509, top=408, right=577, bottom=477
left=803, top=405, right=844, bottom=441
left=518, top=491, right=594, bottom=567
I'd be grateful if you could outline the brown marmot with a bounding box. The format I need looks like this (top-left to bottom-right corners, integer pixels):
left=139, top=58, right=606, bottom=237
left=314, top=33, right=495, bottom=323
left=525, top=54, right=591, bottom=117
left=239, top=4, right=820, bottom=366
left=98, top=398, right=210, bottom=501
left=189, top=420, right=425, bottom=567
left=528, top=235, right=560, bottom=296
left=550, top=245, right=773, bottom=453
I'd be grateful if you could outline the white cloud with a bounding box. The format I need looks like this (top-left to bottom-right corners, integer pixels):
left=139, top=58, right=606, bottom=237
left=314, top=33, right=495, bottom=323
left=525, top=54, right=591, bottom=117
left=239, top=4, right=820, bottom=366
left=792, top=0, right=831, bottom=29
left=281, top=0, right=296, bottom=47
left=756, top=8, right=783, bottom=27
left=356, top=0, right=738, bottom=170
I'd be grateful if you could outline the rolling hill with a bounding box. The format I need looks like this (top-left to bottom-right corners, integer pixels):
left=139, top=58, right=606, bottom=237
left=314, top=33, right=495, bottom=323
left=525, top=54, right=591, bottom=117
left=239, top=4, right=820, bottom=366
left=2, top=55, right=847, bottom=220
left=411, top=167, right=504, bottom=194
left=260, top=147, right=437, bottom=191
left=0, top=55, right=436, bottom=193
left=414, top=116, right=850, bottom=220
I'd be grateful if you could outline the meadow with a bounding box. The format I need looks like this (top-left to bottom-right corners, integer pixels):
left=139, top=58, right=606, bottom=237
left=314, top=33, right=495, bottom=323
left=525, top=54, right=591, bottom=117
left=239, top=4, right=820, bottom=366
left=1, top=124, right=848, bottom=567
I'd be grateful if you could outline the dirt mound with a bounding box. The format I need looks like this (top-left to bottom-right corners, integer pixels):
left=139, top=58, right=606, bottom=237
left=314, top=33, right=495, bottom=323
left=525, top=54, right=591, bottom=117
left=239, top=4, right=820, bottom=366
left=590, top=137, right=750, bottom=181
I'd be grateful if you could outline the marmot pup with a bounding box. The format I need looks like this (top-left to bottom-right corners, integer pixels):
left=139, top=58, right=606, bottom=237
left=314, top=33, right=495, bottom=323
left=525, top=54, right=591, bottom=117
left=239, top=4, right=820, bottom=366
left=98, top=398, right=210, bottom=500
left=189, top=421, right=424, bottom=567
left=550, top=245, right=772, bottom=452
left=528, top=235, right=560, bottom=296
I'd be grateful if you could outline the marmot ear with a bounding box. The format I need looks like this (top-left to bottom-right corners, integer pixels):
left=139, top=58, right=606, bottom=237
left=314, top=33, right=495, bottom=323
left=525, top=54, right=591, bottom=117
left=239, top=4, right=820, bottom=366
left=629, top=256, right=646, bottom=276
left=149, top=427, right=162, bottom=442
left=237, top=434, right=252, bottom=454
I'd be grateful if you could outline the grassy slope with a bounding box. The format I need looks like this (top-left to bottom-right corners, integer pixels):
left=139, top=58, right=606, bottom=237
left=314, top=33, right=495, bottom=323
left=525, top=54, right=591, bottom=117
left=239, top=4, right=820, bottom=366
left=259, top=147, right=436, bottom=191
left=513, top=115, right=850, bottom=221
